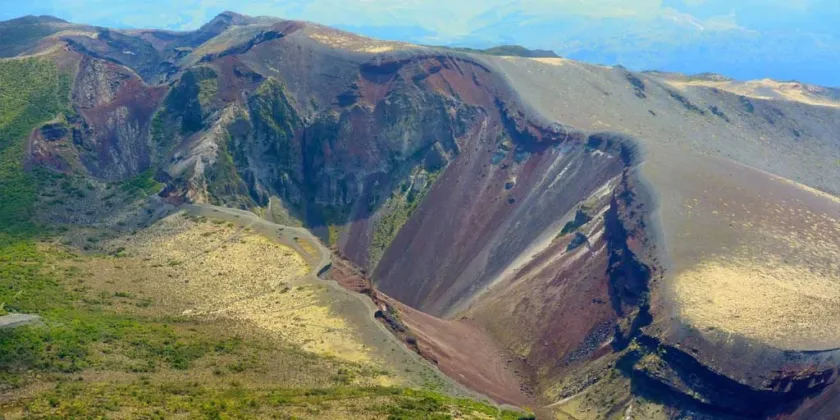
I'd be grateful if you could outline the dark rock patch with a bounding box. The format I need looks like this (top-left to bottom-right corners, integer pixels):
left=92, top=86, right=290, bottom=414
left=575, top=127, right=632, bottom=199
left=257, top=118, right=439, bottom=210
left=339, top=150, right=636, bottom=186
left=39, top=123, right=68, bottom=141
left=708, top=105, right=731, bottom=123
left=625, top=72, right=646, bottom=99
left=566, top=232, right=589, bottom=251
left=666, top=89, right=705, bottom=115
left=374, top=306, right=407, bottom=333
left=199, top=30, right=284, bottom=63
left=739, top=95, right=755, bottom=113
left=560, top=209, right=592, bottom=236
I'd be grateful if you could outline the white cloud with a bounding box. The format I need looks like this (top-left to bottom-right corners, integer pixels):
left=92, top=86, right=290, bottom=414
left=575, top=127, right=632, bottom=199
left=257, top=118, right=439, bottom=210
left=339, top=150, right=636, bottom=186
left=661, top=7, right=744, bottom=32
left=12, top=0, right=832, bottom=39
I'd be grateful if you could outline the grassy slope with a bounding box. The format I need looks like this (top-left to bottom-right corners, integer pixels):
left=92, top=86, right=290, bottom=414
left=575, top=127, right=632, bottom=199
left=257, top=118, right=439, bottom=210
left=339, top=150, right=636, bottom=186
left=0, top=59, right=527, bottom=419
left=0, top=58, right=70, bottom=319
left=0, top=19, right=62, bottom=58
left=0, top=58, right=69, bottom=234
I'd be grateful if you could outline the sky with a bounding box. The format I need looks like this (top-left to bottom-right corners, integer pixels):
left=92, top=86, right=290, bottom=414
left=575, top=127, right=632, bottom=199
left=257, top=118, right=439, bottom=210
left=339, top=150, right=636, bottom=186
left=2, top=0, right=839, bottom=86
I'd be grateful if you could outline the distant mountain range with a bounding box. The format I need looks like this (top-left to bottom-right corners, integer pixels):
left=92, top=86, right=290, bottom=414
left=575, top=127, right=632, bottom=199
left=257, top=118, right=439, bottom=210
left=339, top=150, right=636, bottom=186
left=3, top=1, right=839, bottom=86
left=342, top=15, right=840, bottom=87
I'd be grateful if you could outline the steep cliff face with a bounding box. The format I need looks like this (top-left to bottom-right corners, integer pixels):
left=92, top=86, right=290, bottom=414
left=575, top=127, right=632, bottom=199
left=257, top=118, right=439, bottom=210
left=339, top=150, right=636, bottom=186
left=373, top=131, right=627, bottom=316
left=170, top=53, right=493, bottom=237
left=458, top=161, right=653, bottom=391
left=30, top=55, right=166, bottom=181
left=228, top=78, right=305, bottom=209
left=72, top=57, right=166, bottom=180
left=331, top=55, right=503, bottom=264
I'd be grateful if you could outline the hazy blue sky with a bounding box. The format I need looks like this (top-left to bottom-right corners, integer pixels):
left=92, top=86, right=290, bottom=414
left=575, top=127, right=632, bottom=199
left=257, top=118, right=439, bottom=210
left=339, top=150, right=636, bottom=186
left=3, top=0, right=839, bottom=86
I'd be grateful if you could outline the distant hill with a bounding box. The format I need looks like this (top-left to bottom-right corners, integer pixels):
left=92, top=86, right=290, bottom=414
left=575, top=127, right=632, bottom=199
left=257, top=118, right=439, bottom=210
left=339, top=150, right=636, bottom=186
left=445, top=44, right=559, bottom=58
left=0, top=15, right=73, bottom=56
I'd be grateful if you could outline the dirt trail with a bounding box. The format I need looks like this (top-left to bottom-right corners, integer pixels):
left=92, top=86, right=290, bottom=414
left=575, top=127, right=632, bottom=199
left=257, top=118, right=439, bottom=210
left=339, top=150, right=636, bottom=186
left=184, top=204, right=372, bottom=321
left=181, top=204, right=493, bottom=402
left=0, top=314, right=41, bottom=330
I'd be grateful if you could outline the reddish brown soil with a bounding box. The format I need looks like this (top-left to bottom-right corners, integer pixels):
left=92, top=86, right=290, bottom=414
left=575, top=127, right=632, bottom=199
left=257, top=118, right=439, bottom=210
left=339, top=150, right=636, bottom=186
left=357, top=54, right=625, bottom=317
left=463, top=196, right=620, bottom=391
left=385, top=296, right=534, bottom=408
left=327, top=252, right=534, bottom=409
left=321, top=52, right=637, bottom=412
left=73, top=56, right=167, bottom=179
left=210, top=55, right=266, bottom=103
left=327, top=251, right=373, bottom=296
left=778, top=377, right=840, bottom=419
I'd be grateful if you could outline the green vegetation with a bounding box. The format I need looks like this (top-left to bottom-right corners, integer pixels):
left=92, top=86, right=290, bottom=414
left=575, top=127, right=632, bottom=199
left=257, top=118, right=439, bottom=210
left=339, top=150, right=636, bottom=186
left=328, top=224, right=344, bottom=246
left=0, top=58, right=84, bottom=386
left=249, top=77, right=301, bottom=170
left=207, top=132, right=254, bottom=208
left=148, top=66, right=219, bottom=165
left=198, top=76, right=219, bottom=109
left=369, top=168, right=439, bottom=267
left=0, top=57, right=71, bottom=334
left=559, top=209, right=592, bottom=237
left=0, top=238, right=520, bottom=417
left=206, top=78, right=305, bottom=211
left=166, top=67, right=218, bottom=134
left=120, top=168, right=164, bottom=196
left=0, top=307, right=243, bottom=381
left=149, top=107, right=178, bottom=162
left=21, top=383, right=526, bottom=419
left=0, top=58, right=70, bottom=235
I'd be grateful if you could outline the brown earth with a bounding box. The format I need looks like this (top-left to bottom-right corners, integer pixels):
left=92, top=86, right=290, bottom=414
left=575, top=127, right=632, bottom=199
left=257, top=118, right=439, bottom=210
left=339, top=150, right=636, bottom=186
left=385, top=298, right=534, bottom=409
left=327, top=253, right=534, bottom=410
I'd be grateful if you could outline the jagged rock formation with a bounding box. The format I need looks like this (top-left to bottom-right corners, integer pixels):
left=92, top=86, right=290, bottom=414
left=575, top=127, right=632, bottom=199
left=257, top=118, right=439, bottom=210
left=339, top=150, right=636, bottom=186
left=4, top=13, right=840, bottom=419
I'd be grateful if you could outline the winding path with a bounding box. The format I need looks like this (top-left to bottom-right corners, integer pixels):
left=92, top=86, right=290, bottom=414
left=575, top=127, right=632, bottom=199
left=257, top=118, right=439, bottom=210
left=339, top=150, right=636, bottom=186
left=0, top=313, right=41, bottom=330
left=181, top=204, right=492, bottom=403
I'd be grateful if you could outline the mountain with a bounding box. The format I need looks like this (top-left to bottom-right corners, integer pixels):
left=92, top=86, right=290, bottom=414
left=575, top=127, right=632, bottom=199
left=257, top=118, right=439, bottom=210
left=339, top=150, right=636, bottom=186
left=433, top=6, right=840, bottom=88
left=0, top=15, right=77, bottom=56
left=1, top=12, right=839, bottom=419
left=445, top=45, right=559, bottom=58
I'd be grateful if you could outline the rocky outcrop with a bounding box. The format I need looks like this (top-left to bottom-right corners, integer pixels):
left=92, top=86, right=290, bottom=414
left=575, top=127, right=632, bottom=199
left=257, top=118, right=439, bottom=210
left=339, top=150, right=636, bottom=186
left=177, top=53, right=496, bottom=252
left=226, top=78, right=305, bottom=209
left=594, top=169, right=840, bottom=418
left=31, top=55, right=167, bottom=181
left=621, top=335, right=838, bottom=417
left=198, top=30, right=285, bottom=63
